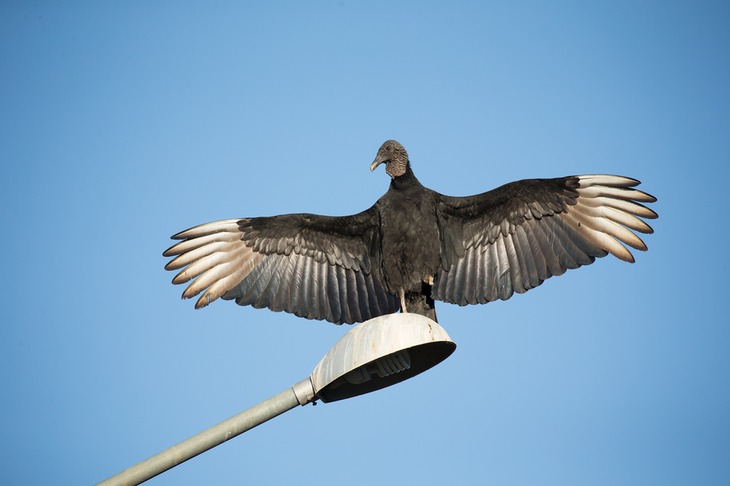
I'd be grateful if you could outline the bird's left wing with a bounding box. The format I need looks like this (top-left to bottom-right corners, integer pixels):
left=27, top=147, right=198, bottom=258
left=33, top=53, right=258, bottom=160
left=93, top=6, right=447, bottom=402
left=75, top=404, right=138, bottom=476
left=434, top=175, right=657, bottom=305
left=163, top=208, right=399, bottom=324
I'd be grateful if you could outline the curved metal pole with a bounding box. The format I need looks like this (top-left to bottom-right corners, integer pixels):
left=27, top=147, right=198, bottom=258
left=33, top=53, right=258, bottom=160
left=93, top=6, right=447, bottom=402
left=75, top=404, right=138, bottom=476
left=98, top=379, right=315, bottom=486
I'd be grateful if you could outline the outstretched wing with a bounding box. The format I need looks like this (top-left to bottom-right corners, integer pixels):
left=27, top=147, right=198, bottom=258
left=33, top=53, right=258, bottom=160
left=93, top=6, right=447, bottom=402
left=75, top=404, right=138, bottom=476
left=434, top=175, right=657, bottom=305
left=163, top=208, right=399, bottom=324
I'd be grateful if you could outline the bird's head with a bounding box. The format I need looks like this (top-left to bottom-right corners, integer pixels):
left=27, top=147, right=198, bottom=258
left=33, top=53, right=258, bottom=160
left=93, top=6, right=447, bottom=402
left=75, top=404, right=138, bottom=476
left=370, top=140, right=409, bottom=178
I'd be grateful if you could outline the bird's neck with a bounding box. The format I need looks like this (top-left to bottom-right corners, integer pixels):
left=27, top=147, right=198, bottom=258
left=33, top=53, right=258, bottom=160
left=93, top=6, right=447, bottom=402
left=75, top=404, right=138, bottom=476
left=390, top=164, right=421, bottom=189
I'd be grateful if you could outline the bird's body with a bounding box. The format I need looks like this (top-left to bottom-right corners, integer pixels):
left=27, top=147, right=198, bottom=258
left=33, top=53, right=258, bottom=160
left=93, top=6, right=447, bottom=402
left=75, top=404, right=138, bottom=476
left=376, top=166, right=441, bottom=321
left=164, top=140, right=657, bottom=324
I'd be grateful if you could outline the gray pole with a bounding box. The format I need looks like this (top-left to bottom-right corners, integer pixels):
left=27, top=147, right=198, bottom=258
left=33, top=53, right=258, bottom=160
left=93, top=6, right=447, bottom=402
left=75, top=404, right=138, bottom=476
left=98, top=379, right=314, bottom=486
left=97, top=314, right=453, bottom=484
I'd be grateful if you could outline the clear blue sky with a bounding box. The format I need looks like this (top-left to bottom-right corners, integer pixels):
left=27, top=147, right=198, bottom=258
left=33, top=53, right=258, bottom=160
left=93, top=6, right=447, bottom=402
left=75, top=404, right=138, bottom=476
left=2, top=2, right=728, bottom=485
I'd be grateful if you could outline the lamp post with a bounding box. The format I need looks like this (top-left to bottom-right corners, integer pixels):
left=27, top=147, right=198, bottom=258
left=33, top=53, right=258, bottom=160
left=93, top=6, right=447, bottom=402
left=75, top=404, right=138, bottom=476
left=98, top=313, right=456, bottom=485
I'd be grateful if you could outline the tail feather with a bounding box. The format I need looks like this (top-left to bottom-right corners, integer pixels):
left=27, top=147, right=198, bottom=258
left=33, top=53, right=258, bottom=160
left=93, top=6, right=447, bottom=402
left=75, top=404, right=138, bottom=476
left=404, top=283, right=438, bottom=322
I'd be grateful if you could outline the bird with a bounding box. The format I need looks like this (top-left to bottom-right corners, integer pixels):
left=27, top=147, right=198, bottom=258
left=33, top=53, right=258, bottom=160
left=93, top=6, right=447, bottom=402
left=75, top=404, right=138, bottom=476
left=163, top=140, right=657, bottom=325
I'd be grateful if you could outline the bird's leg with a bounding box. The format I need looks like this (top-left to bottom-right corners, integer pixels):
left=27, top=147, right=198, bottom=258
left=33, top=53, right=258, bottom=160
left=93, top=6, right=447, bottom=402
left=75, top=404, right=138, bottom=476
left=399, top=288, right=408, bottom=313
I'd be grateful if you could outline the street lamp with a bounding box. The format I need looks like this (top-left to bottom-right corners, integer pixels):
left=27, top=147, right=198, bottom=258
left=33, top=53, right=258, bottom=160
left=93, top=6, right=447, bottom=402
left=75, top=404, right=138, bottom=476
left=98, top=313, right=456, bottom=485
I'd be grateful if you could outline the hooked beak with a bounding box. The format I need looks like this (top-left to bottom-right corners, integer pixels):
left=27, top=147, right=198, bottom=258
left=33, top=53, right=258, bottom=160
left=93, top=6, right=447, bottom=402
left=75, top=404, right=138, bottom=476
left=370, top=155, right=388, bottom=172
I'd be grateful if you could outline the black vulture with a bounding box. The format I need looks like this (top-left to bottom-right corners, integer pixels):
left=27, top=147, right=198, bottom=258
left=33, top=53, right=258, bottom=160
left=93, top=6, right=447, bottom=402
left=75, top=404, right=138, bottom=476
left=164, top=140, right=657, bottom=324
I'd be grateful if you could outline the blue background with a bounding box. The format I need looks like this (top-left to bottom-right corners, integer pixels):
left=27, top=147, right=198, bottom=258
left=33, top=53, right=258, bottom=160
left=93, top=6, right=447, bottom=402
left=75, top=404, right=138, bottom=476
left=2, top=2, right=728, bottom=484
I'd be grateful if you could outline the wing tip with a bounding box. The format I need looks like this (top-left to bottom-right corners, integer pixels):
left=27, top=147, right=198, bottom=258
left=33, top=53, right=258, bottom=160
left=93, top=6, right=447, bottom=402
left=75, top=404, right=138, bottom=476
left=194, top=294, right=212, bottom=309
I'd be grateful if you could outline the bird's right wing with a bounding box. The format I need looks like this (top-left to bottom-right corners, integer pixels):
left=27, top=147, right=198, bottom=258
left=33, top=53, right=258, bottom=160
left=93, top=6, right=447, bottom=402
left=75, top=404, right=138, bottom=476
left=163, top=208, right=399, bottom=324
left=434, top=175, right=657, bottom=305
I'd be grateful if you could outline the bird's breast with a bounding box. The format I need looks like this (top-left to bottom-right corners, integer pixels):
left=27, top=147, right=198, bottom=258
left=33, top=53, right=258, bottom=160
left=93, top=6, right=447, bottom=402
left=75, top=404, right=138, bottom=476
left=378, top=191, right=441, bottom=292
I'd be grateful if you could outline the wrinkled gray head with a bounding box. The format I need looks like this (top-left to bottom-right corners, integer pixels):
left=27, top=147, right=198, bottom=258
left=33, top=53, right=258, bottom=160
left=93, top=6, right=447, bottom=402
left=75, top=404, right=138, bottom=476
left=370, top=140, right=409, bottom=178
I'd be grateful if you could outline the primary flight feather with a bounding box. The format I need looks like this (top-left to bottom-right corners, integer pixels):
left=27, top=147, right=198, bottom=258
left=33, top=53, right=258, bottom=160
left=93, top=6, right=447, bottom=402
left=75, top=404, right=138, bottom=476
left=164, top=140, right=657, bottom=324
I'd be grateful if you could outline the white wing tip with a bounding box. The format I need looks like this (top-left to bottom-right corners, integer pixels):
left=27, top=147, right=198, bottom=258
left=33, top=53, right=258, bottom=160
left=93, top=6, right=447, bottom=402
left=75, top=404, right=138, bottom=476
left=164, top=218, right=256, bottom=310
left=170, top=218, right=242, bottom=240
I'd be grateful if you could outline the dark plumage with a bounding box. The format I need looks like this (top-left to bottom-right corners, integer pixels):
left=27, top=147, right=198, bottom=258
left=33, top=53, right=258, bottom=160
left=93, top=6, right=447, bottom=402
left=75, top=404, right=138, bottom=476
left=164, top=140, right=657, bottom=324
